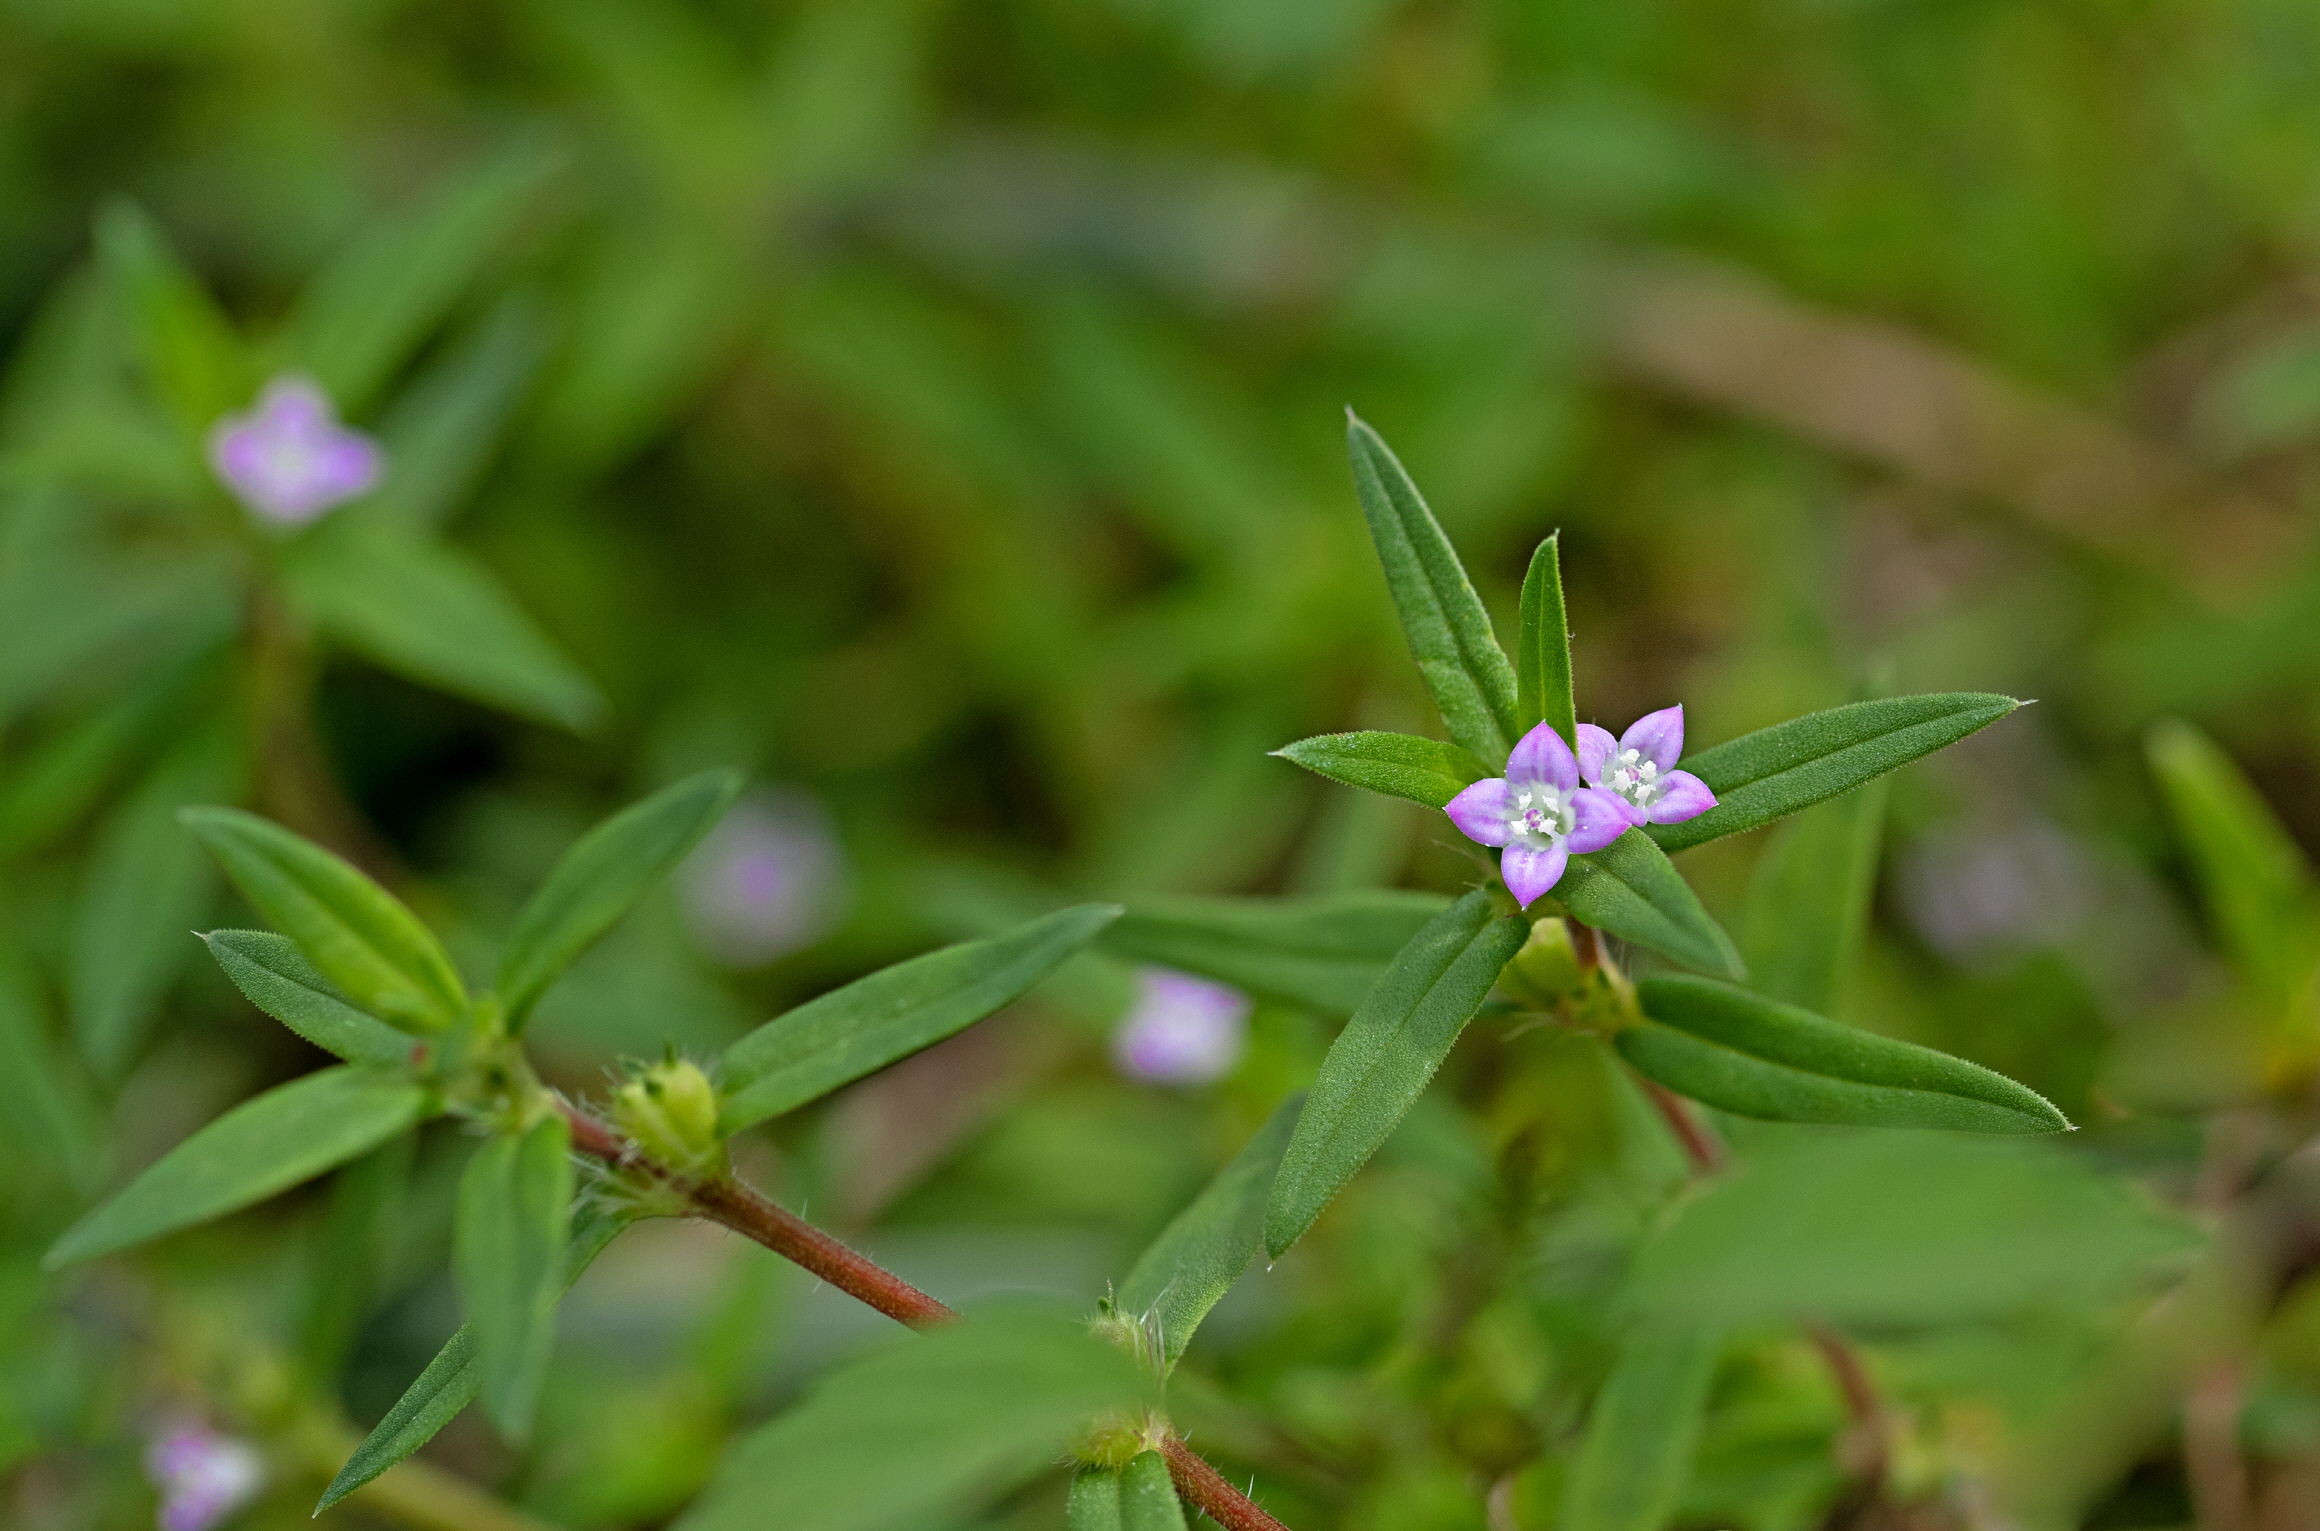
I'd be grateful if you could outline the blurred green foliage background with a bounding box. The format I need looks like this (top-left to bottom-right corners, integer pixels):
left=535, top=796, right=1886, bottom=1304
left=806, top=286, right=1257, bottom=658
left=5, top=0, right=2320, bottom=1527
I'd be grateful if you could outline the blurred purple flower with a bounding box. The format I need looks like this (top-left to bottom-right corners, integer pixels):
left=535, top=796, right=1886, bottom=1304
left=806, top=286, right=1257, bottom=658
left=1445, top=721, right=1630, bottom=906
left=145, top=1425, right=263, bottom=1531
left=678, top=788, right=847, bottom=966
left=1113, top=968, right=1250, bottom=1085
left=1900, top=817, right=2096, bottom=965
left=206, top=374, right=382, bottom=526
left=1576, top=706, right=1718, bottom=829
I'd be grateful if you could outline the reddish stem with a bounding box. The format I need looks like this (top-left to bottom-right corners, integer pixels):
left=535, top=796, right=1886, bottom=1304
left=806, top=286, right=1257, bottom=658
left=690, top=1175, right=956, bottom=1327
left=1634, top=1074, right=1725, bottom=1173
left=563, top=1105, right=1285, bottom=1530
left=1163, top=1436, right=1291, bottom=1531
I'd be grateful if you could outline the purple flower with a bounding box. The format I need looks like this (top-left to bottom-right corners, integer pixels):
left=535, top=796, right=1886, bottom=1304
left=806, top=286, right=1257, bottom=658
left=678, top=789, right=847, bottom=966
left=144, top=1426, right=263, bottom=1531
left=1112, top=968, right=1250, bottom=1085
left=1576, top=706, right=1718, bottom=829
left=1445, top=722, right=1631, bottom=906
left=206, top=374, right=382, bottom=526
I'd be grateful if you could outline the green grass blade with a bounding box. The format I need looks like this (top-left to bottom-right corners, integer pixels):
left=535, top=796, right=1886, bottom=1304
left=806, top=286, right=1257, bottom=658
left=1561, top=1326, right=1720, bottom=1531
left=1741, top=779, right=1888, bottom=1014
left=1264, top=891, right=1528, bottom=1257
left=1345, top=414, right=1520, bottom=762
left=2146, top=717, right=2318, bottom=996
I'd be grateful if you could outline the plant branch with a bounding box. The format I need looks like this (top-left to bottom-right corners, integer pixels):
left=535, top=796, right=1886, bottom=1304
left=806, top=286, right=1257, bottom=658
left=1634, top=1073, right=1725, bottom=1174
left=1163, top=1435, right=1291, bottom=1531
left=561, top=1104, right=1290, bottom=1530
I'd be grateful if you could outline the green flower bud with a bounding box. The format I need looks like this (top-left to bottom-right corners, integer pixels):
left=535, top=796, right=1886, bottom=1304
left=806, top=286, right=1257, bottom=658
left=612, top=1057, right=725, bottom=1177
left=1500, top=917, right=1583, bottom=1008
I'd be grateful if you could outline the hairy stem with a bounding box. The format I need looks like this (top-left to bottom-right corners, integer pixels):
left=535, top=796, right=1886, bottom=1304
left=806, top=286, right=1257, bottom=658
left=1163, top=1436, right=1291, bottom=1531
left=562, top=1105, right=1289, bottom=1530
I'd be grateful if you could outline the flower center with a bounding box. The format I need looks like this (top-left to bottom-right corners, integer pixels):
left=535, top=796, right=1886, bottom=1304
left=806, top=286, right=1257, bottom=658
left=1606, top=748, right=1663, bottom=810
left=1506, top=783, right=1575, bottom=848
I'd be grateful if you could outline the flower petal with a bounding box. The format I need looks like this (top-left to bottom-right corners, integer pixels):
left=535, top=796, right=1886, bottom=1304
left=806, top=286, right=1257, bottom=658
left=1644, top=770, right=1717, bottom=826
left=1506, top=721, right=1579, bottom=793
left=1501, top=843, right=1569, bottom=907
left=1567, top=788, right=1632, bottom=853
left=1620, top=705, right=1686, bottom=773
left=1575, top=723, right=1618, bottom=787
left=1445, top=778, right=1515, bottom=847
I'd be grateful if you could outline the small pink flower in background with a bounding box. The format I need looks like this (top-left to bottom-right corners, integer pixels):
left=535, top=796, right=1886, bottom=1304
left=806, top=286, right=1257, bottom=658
left=206, top=374, right=382, bottom=526
left=679, top=789, right=847, bottom=966
left=1113, top=968, right=1250, bottom=1085
left=145, top=1425, right=263, bottom=1531
left=1576, top=706, right=1718, bottom=829
left=1445, top=721, right=1631, bottom=906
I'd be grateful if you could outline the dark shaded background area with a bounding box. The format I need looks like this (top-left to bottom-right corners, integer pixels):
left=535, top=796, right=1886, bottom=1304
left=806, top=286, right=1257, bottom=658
left=5, top=1, right=2320, bottom=1527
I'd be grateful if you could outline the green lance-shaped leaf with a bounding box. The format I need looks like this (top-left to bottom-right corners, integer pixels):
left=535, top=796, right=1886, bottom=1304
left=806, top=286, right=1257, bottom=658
left=1272, top=731, right=1492, bottom=810
left=69, top=726, right=240, bottom=1076
left=1517, top=533, right=1577, bottom=747
left=1068, top=1469, right=1125, bottom=1531
left=1741, top=778, right=1889, bottom=1014
left=1345, top=414, right=1521, bottom=763
left=1561, top=1326, right=1720, bottom=1531
left=2146, top=718, right=2318, bottom=996
left=180, top=807, right=468, bottom=1034
left=1620, top=1130, right=2200, bottom=1329
left=1118, top=1094, right=1301, bottom=1368
left=1647, top=693, right=2020, bottom=854
left=95, top=200, right=248, bottom=429
left=1120, top=1451, right=1189, bottom=1531
left=675, top=1305, right=1151, bottom=1531
left=496, top=768, right=743, bottom=1030
left=317, top=1201, right=630, bottom=1512
left=1618, top=975, right=2070, bottom=1134
left=299, top=1135, right=412, bottom=1382
left=288, top=138, right=559, bottom=415
left=719, top=904, right=1122, bottom=1134
left=1100, top=889, right=1452, bottom=1015
left=454, top=1112, right=573, bottom=1440
left=44, top=1066, right=433, bottom=1268
left=200, top=931, right=414, bottom=1067
left=365, top=293, right=551, bottom=530
left=280, top=515, right=606, bottom=732
left=0, top=954, right=105, bottom=1187
left=1558, top=830, right=1745, bottom=980
left=1265, top=892, right=1529, bottom=1258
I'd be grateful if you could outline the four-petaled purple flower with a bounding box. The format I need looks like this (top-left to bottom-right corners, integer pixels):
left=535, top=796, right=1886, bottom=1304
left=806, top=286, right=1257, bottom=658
left=1112, top=968, right=1250, bottom=1085
left=1445, top=722, right=1631, bottom=907
left=145, top=1424, right=264, bottom=1531
left=206, top=374, right=382, bottom=526
left=1576, top=705, right=1718, bottom=829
